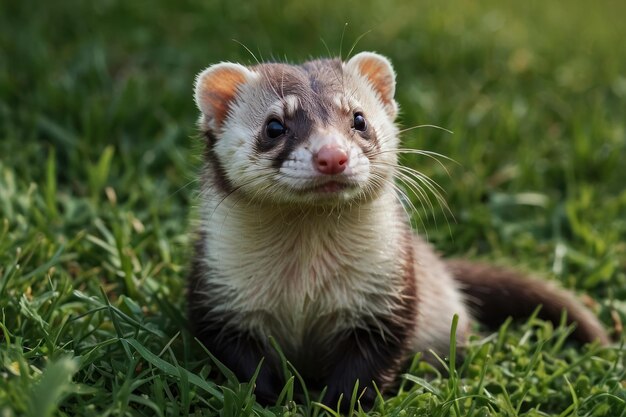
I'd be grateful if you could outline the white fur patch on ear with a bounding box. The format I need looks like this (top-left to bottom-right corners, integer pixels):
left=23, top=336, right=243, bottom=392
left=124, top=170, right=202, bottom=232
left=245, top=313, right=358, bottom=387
left=194, top=63, right=253, bottom=129
left=346, top=52, right=397, bottom=117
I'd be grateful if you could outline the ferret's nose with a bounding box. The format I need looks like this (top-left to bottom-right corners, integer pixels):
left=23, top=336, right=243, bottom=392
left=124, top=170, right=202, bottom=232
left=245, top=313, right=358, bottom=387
left=314, top=145, right=348, bottom=175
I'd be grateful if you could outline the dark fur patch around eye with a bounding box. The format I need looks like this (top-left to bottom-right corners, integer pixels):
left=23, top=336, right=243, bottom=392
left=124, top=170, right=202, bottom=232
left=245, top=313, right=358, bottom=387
left=253, top=106, right=314, bottom=168
left=272, top=108, right=314, bottom=168
left=355, top=124, right=380, bottom=155
left=256, top=119, right=285, bottom=153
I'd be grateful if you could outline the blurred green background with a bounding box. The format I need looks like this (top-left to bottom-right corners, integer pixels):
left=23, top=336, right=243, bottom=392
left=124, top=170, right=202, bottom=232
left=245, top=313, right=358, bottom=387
left=3, top=0, right=626, bottom=226
left=1, top=0, right=625, bottom=415
left=3, top=0, right=626, bottom=267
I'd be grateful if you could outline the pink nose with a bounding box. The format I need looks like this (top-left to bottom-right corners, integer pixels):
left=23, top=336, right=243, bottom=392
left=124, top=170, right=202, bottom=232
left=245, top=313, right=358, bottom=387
left=314, top=145, right=348, bottom=175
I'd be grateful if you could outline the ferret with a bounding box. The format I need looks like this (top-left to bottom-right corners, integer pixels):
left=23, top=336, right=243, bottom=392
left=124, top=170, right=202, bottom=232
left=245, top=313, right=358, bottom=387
left=187, top=52, right=609, bottom=410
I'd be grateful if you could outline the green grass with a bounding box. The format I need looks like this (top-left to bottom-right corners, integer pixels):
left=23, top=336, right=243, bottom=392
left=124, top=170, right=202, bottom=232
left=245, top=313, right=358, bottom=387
left=1, top=0, right=625, bottom=415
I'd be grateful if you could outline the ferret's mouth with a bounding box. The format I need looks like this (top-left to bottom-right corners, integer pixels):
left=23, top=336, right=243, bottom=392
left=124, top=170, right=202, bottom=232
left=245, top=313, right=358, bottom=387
left=300, top=180, right=356, bottom=195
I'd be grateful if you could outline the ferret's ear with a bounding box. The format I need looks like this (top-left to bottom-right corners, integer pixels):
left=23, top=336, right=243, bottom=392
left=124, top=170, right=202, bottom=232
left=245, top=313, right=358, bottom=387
left=345, top=52, right=397, bottom=118
left=194, top=63, right=253, bottom=129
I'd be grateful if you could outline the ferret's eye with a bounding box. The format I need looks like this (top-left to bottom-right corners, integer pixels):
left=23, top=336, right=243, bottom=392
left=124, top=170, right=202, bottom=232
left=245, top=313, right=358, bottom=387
left=353, top=113, right=367, bottom=132
left=266, top=119, right=286, bottom=139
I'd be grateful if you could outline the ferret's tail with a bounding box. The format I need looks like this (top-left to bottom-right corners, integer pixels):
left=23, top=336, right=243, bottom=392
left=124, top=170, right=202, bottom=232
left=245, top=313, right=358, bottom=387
left=446, top=259, right=610, bottom=345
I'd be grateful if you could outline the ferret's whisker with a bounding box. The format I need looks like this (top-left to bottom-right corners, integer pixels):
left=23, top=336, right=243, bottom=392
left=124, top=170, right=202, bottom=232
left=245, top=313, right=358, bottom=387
left=398, top=124, right=454, bottom=135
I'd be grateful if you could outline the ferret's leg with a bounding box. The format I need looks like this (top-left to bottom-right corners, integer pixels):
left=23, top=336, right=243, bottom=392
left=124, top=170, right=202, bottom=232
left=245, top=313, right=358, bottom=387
left=321, top=312, right=414, bottom=411
left=194, top=326, right=283, bottom=405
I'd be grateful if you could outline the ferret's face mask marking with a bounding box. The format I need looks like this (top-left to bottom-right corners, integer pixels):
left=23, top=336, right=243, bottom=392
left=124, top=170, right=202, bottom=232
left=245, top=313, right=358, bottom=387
left=194, top=52, right=400, bottom=206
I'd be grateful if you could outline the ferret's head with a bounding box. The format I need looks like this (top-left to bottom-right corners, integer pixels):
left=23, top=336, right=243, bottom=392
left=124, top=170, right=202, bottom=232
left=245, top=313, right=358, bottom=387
left=194, top=52, right=399, bottom=206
